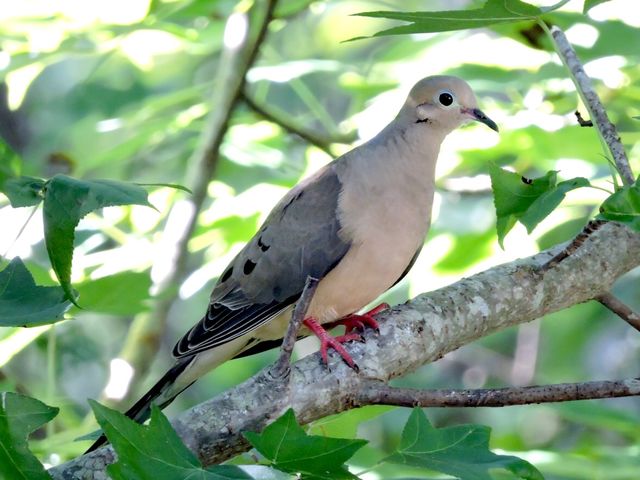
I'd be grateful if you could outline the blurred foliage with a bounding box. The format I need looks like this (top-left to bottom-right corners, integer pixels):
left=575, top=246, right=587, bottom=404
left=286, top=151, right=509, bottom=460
left=1, top=0, right=640, bottom=478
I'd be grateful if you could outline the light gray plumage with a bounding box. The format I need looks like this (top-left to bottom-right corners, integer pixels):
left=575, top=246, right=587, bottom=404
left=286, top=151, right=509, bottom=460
left=87, top=75, right=497, bottom=452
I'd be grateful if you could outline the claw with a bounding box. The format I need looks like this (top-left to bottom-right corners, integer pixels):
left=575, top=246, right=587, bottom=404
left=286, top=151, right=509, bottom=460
left=338, top=302, right=389, bottom=335
left=303, top=317, right=360, bottom=370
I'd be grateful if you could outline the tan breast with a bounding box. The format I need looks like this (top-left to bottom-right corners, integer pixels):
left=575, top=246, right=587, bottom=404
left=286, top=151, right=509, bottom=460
left=306, top=132, right=439, bottom=323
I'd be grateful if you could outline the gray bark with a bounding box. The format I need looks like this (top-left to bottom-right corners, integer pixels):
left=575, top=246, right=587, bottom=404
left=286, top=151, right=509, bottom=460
left=50, top=222, right=640, bottom=479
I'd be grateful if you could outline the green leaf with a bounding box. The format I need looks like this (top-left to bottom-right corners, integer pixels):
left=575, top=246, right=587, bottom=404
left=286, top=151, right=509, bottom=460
left=309, top=406, right=393, bottom=438
left=352, top=0, right=543, bottom=39
left=519, top=177, right=590, bottom=232
left=489, top=164, right=556, bottom=246
left=135, top=182, right=192, bottom=194
left=489, top=164, right=589, bottom=246
left=42, top=175, right=154, bottom=303
left=597, top=181, right=640, bottom=230
left=386, top=409, right=543, bottom=480
left=0, top=258, right=72, bottom=327
left=0, top=392, right=59, bottom=480
left=1, top=176, right=45, bottom=208
left=244, top=409, right=367, bottom=480
left=583, top=0, right=611, bottom=13
left=90, top=401, right=284, bottom=480
left=0, top=139, right=21, bottom=190
left=72, top=271, right=151, bottom=316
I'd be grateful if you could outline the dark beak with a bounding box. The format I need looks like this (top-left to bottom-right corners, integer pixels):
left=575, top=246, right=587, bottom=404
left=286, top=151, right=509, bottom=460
left=469, top=107, right=499, bottom=132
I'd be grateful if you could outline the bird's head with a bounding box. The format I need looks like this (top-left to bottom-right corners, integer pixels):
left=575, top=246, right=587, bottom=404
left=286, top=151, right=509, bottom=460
left=398, top=75, right=498, bottom=134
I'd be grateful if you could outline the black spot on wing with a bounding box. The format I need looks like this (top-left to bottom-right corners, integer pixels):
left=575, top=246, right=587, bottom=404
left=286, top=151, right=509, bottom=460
left=221, top=266, right=233, bottom=283
left=243, top=259, right=256, bottom=275
left=257, top=236, right=270, bottom=252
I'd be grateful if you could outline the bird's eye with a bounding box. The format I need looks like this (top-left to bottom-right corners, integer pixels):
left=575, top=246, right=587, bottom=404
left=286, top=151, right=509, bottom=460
left=438, top=91, right=454, bottom=107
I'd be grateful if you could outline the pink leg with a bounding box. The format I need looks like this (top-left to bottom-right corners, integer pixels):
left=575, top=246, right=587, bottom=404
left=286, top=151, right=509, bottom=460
left=330, top=303, right=389, bottom=335
left=303, top=317, right=362, bottom=371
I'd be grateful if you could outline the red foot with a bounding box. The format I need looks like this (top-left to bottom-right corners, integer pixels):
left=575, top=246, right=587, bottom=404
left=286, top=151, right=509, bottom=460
left=329, top=303, right=389, bottom=335
left=303, top=317, right=361, bottom=371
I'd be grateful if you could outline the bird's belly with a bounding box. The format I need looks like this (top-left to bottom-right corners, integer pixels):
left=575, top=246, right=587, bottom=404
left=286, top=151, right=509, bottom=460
left=307, top=226, right=425, bottom=323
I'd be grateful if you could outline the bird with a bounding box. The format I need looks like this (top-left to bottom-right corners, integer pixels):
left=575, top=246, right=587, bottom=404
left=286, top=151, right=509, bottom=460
left=87, top=75, right=497, bottom=452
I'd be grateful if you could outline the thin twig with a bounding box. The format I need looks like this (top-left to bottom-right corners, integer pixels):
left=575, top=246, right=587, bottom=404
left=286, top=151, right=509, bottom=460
left=270, top=276, right=319, bottom=378
left=242, top=92, right=351, bottom=157
left=575, top=110, right=593, bottom=127
left=540, top=219, right=606, bottom=272
left=597, top=292, right=640, bottom=332
left=357, top=378, right=640, bottom=408
left=547, top=25, right=633, bottom=185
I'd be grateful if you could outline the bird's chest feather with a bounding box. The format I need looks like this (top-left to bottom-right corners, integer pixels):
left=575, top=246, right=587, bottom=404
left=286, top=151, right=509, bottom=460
left=306, top=172, right=434, bottom=323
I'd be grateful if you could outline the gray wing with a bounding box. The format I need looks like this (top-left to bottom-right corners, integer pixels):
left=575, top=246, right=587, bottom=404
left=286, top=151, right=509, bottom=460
left=173, top=164, right=350, bottom=358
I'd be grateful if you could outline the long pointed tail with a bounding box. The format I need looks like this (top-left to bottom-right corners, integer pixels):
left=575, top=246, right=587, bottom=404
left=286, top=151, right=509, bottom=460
left=85, top=357, right=194, bottom=453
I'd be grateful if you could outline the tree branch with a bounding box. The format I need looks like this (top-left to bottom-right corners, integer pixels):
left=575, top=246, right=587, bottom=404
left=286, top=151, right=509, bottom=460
left=241, top=92, right=355, bottom=156
left=356, top=378, right=640, bottom=408
left=547, top=25, right=633, bottom=185
left=540, top=219, right=605, bottom=271
left=270, top=276, right=318, bottom=378
left=597, top=291, right=640, bottom=332
left=101, top=0, right=279, bottom=409
left=50, top=222, right=640, bottom=479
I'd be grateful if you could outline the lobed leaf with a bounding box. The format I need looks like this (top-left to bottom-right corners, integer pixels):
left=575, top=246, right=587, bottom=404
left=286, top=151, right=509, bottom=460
left=90, top=401, right=288, bottom=480
left=0, top=258, right=72, bottom=327
left=352, top=0, right=544, bottom=39
left=42, top=175, right=154, bottom=303
left=386, top=409, right=543, bottom=480
left=0, top=392, right=59, bottom=480
left=245, top=409, right=366, bottom=479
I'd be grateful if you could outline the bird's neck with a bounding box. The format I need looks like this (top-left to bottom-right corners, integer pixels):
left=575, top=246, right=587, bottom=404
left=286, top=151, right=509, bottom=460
left=367, top=122, right=444, bottom=197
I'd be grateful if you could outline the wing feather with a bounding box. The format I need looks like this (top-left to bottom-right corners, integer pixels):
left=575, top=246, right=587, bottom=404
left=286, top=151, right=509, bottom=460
left=173, top=164, right=350, bottom=359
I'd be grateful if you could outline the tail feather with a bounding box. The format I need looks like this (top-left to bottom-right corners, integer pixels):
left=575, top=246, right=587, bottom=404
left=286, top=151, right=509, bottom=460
left=85, top=357, right=194, bottom=453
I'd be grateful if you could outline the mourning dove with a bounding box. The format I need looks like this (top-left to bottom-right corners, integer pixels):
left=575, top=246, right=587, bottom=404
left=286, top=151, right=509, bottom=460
left=87, top=75, right=497, bottom=451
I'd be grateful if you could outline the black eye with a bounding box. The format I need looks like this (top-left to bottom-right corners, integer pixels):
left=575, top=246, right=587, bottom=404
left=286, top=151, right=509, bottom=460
left=439, top=92, right=454, bottom=106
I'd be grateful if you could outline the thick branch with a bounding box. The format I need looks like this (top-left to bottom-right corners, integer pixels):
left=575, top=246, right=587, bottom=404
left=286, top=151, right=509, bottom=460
left=540, top=219, right=605, bottom=271
left=51, top=222, right=640, bottom=478
left=356, top=378, right=640, bottom=408
left=549, top=25, right=633, bottom=185
left=103, top=1, right=279, bottom=409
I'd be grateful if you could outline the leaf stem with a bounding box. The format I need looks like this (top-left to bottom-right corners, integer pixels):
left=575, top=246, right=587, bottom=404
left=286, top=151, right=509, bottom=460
left=541, top=0, right=572, bottom=13
left=46, top=325, right=57, bottom=438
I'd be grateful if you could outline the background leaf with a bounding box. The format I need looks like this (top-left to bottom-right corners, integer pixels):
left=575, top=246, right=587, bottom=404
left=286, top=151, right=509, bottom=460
left=353, top=0, right=544, bottom=38
left=42, top=175, right=154, bottom=303
left=1, top=176, right=45, bottom=208
left=0, top=392, right=59, bottom=480
left=244, top=409, right=367, bottom=479
left=0, top=257, right=72, bottom=327
left=597, top=180, right=640, bottom=230
left=72, top=271, right=152, bottom=316
left=386, top=409, right=542, bottom=480
left=583, top=0, right=611, bottom=13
